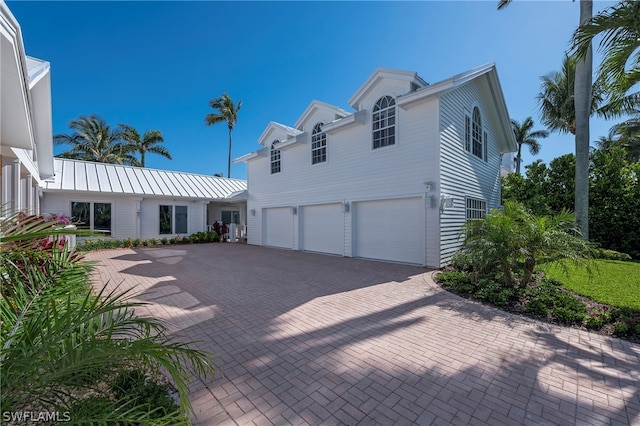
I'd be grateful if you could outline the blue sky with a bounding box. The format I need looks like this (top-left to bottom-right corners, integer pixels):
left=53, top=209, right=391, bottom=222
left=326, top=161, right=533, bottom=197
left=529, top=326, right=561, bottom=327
left=10, top=1, right=620, bottom=180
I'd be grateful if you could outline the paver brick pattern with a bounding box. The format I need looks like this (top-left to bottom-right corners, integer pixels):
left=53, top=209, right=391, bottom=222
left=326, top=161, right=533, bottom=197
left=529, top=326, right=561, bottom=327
left=86, top=244, right=640, bottom=425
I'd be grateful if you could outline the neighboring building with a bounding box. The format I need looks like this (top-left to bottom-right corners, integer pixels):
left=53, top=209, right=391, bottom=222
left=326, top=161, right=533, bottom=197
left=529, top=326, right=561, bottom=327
left=236, top=65, right=517, bottom=267
left=0, top=1, right=54, bottom=216
left=41, top=158, right=247, bottom=240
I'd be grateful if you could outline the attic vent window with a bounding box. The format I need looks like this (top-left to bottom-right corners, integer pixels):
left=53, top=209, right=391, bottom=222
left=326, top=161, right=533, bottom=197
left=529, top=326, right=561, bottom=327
left=372, top=96, right=396, bottom=149
left=411, top=82, right=419, bottom=92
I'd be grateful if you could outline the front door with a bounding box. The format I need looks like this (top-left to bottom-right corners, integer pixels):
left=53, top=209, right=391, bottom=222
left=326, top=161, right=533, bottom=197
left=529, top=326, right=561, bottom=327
left=222, top=210, right=240, bottom=224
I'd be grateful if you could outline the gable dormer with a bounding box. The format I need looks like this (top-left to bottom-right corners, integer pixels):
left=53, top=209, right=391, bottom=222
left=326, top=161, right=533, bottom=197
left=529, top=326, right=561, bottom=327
left=294, top=100, right=351, bottom=131
left=257, top=121, right=304, bottom=150
left=348, top=68, right=428, bottom=111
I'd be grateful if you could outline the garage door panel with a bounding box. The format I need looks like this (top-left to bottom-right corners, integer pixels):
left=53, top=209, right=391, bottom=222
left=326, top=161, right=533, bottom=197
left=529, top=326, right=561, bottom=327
left=354, top=198, right=423, bottom=264
left=264, top=207, right=293, bottom=249
left=301, top=203, right=343, bottom=255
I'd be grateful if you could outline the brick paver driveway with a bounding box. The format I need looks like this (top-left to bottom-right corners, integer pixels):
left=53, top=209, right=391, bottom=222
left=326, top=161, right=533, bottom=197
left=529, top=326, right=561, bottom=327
left=86, top=244, right=640, bottom=425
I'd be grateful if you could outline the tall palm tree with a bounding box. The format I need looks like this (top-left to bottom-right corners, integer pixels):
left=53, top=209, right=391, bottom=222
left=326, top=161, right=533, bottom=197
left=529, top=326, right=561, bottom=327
left=510, top=117, right=549, bottom=174
left=499, top=0, right=593, bottom=239
left=54, top=115, right=138, bottom=165
left=572, top=0, right=640, bottom=102
left=537, top=55, right=605, bottom=135
left=205, top=93, right=242, bottom=178
left=606, top=115, right=640, bottom=162
left=119, top=124, right=172, bottom=168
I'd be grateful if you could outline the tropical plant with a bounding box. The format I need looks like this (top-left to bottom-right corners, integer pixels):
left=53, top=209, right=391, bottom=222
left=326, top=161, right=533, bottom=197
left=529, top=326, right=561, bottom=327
left=54, top=115, right=138, bottom=165
left=0, top=212, right=215, bottom=423
left=510, top=117, right=549, bottom=174
left=119, top=124, right=172, bottom=168
left=459, top=201, right=592, bottom=288
left=572, top=0, right=640, bottom=103
left=606, top=115, right=640, bottom=162
left=499, top=0, right=594, bottom=240
left=205, top=93, right=242, bottom=178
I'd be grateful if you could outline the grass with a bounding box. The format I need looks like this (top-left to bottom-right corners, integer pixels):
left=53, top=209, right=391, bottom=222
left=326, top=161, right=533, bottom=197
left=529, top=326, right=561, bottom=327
left=542, top=260, right=640, bottom=310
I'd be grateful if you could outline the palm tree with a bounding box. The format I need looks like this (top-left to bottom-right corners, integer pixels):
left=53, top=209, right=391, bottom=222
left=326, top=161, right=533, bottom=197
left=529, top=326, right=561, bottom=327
left=119, top=124, right=172, bottom=167
left=606, top=115, right=640, bottom=162
left=499, top=0, right=593, bottom=239
left=510, top=117, right=549, bottom=174
left=537, top=55, right=606, bottom=135
left=205, top=93, right=242, bottom=178
left=54, top=115, right=138, bottom=165
left=572, top=0, right=640, bottom=102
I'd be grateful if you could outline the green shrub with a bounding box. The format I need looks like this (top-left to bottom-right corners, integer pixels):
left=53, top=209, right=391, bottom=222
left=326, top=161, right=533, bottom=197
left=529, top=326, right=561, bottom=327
left=142, top=240, right=149, bottom=247
left=76, top=238, right=122, bottom=252
left=592, top=248, right=632, bottom=261
left=553, top=306, right=586, bottom=324
left=522, top=279, right=585, bottom=324
left=474, top=279, right=514, bottom=306
left=181, top=236, right=190, bottom=244
left=112, top=369, right=179, bottom=418
left=123, top=237, right=133, bottom=248
left=132, top=238, right=142, bottom=247
left=148, top=238, right=158, bottom=246
left=161, top=237, right=169, bottom=245
left=585, top=308, right=611, bottom=329
left=437, top=271, right=473, bottom=293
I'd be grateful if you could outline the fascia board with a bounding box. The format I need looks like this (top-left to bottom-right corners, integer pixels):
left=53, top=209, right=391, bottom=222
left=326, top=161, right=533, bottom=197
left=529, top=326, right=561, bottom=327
left=396, top=79, right=455, bottom=110
left=486, top=67, right=517, bottom=153
left=322, top=110, right=367, bottom=135
left=349, top=68, right=426, bottom=110
left=233, top=151, right=259, bottom=164
left=257, top=121, right=302, bottom=146
left=294, top=100, right=350, bottom=129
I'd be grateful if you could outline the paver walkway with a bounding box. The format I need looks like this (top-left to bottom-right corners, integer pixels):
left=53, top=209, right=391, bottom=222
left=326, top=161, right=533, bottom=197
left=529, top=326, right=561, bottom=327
left=86, top=244, right=640, bottom=425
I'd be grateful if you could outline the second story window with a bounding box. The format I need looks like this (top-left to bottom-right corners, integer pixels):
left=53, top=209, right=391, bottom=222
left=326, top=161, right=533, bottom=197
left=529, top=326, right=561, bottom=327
left=270, top=141, right=281, bottom=174
left=465, top=107, right=486, bottom=161
left=373, top=96, right=396, bottom=149
left=311, top=123, right=326, bottom=164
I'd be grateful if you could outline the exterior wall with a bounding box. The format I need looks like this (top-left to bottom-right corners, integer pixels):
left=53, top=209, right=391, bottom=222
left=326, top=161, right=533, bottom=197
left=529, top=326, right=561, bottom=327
left=438, top=78, right=504, bottom=265
left=247, top=93, right=441, bottom=266
left=140, top=199, right=207, bottom=240
left=42, top=192, right=137, bottom=239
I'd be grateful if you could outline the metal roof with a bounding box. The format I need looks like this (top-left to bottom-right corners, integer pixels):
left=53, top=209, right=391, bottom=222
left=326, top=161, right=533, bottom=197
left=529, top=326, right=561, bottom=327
left=43, top=158, right=247, bottom=200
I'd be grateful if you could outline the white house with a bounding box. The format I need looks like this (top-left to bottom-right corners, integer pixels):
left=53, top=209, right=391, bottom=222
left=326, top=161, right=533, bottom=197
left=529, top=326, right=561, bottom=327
left=1, top=1, right=54, bottom=216
left=236, top=65, right=517, bottom=267
left=41, top=158, right=247, bottom=240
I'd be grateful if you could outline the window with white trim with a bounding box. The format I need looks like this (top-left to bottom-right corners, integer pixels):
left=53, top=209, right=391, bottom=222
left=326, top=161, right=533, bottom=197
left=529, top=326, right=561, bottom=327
left=160, top=205, right=188, bottom=234
left=464, top=107, right=486, bottom=160
left=311, top=122, right=326, bottom=164
left=71, top=201, right=112, bottom=235
left=466, top=198, right=487, bottom=222
left=372, top=96, right=396, bottom=149
left=270, top=141, right=281, bottom=174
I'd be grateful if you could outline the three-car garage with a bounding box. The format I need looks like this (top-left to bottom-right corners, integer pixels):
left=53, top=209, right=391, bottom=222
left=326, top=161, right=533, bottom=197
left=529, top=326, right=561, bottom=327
left=261, top=197, right=425, bottom=265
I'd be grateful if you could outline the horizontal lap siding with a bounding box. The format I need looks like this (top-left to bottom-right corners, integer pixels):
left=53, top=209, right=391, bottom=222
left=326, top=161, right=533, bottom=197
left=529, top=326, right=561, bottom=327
left=439, top=79, right=503, bottom=265
left=247, top=94, right=440, bottom=266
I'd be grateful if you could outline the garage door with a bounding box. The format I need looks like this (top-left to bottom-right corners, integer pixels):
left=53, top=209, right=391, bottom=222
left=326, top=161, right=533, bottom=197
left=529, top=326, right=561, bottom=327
left=353, top=197, right=424, bottom=264
left=264, top=207, right=293, bottom=249
left=300, top=203, right=344, bottom=255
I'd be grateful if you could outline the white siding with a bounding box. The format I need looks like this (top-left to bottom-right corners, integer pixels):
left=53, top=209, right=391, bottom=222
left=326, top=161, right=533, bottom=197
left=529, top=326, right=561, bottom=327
left=439, top=78, right=503, bottom=265
left=41, top=192, right=137, bottom=239
left=246, top=93, right=440, bottom=266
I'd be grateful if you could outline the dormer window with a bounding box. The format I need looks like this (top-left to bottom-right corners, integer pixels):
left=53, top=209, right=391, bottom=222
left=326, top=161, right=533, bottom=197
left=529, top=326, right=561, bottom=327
left=311, top=123, right=326, bottom=164
left=372, top=96, right=396, bottom=149
left=270, top=141, right=281, bottom=174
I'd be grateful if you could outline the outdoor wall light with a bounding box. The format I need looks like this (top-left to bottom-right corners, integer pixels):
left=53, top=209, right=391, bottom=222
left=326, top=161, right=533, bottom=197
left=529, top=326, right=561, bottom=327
left=441, top=195, right=455, bottom=209
left=250, top=209, right=256, bottom=216
left=423, top=181, right=434, bottom=192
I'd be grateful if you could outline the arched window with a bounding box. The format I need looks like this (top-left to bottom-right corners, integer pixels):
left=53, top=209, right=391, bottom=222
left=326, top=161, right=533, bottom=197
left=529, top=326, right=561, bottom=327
left=472, top=107, right=483, bottom=158
left=270, top=141, right=281, bottom=174
left=311, top=123, right=326, bottom=164
left=372, top=96, right=396, bottom=149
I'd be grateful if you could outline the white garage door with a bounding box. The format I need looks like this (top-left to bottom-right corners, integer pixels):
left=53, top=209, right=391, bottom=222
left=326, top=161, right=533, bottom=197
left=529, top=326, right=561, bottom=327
left=354, top=197, right=424, bottom=264
left=264, top=207, right=293, bottom=249
left=300, top=203, right=344, bottom=255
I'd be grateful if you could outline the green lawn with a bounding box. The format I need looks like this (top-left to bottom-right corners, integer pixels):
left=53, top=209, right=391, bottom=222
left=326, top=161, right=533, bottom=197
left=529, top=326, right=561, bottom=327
left=543, top=260, right=640, bottom=310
